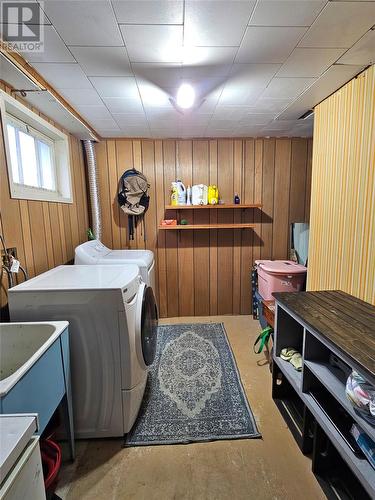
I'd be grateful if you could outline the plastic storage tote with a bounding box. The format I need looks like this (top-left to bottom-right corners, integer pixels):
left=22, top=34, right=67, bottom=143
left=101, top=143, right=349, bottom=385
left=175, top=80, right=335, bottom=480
left=255, top=260, right=307, bottom=300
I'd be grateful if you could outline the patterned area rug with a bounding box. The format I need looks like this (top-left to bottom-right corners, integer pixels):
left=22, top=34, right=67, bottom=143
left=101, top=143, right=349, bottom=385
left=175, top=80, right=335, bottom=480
left=125, top=323, right=260, bottom=446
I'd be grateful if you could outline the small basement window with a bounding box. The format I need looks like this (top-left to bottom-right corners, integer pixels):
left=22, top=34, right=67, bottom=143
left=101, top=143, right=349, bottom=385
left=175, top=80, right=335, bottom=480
left=1, top=90, right=73, bottom=203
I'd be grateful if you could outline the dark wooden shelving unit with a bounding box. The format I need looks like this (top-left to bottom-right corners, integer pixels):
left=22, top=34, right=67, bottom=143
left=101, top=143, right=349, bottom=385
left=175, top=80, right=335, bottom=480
left=272, top=290, right=375, bottom=500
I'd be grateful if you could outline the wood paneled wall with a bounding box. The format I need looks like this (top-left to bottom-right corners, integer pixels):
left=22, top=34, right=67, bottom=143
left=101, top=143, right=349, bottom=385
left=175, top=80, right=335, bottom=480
left=96, top=137, right=313, bottom=318
left=0, top=81, right=89, bottom=318
left=307, top=65, right=375, bottom=305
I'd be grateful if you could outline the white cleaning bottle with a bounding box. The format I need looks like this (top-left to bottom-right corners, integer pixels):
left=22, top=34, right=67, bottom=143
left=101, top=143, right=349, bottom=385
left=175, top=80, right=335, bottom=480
left=176, top=180, right=186, bottom=205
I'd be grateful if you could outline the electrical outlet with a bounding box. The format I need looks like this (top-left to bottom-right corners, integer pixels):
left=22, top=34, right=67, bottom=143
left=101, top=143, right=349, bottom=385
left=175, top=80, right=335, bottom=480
left=1, top=247, right=17, bottom=266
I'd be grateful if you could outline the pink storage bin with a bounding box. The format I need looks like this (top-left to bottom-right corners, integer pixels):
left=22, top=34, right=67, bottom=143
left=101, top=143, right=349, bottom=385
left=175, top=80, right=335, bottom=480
left=255, top=260, right=307, bottom=301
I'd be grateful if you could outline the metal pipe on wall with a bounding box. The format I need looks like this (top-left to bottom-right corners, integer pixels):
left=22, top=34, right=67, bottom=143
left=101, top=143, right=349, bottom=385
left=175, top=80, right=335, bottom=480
left=83, top=140, right=102, bottom=241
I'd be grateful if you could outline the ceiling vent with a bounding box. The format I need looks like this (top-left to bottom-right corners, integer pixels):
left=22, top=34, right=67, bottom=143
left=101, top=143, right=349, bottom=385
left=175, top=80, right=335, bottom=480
left=298, top=109, right=314, bottom=120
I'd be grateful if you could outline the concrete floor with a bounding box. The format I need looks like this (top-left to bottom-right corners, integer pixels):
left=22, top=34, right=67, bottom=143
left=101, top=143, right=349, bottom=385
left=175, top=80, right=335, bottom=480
left=57, top=316, right=325, bottom=500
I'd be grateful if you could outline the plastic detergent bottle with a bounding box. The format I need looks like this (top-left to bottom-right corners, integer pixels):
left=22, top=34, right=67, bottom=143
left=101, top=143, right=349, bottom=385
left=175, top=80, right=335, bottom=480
left=176, top=180, right=187, bottom=205
left=171, top=183, right=178, bottom=206
left=208, top=185, right=219, bottom=205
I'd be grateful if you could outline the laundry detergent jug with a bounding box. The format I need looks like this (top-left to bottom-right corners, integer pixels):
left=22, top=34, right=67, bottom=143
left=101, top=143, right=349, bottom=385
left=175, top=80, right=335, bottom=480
left=171, top=180, right=186, bottom=205
left=208, top=185, right=219, bottom=205
left=192, top=184, right=208, bottom=205
left=171, top=183, right=178, bottom=206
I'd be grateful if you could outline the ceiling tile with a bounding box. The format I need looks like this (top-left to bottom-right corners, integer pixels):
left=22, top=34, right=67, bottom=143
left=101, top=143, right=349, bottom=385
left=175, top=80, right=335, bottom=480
left=112, top=0, right=183, bottom=24
left=184, top=0, right=256, bottom=46
left=99, top=130, right=131, bottom=137
left=146, top=108, right=181, bottom=126
left=138, top=82, right=174, bottom=108
left=113, top=113, right=148, bottom=126
left=15, top=26, right=74, bottom=63
left=89, top=76, right=139, bottom=98
left=42, top=0, right=123, bottom=46
left=132, top=64, right=183, bottom=87
left=262, top=77, right=316, bottom=99
left=179, top=126, right=207, bottom=137
left=236, top=27, right=307, bottom=63
left=232, top=125, right=264, bottom=137
left=249, top=1, right=326, bottom=27
left=259, top=119, right=299, bottom=131
left=181, top=64, right=232, bottom=80
left=240, top=113, right=277, bottom=126
left=251, top=97, right=293, bottom=113
left=117, top=125, right=150, bottom=136
left=59, top=88, right=104, bottom=106
left=277, top=48, right=345, bottom=77
left=120, top=25, right=183, bottom=63
left=150, top=125, right=181, bottom=133
left=338, top=30, right=375, bottom=65
left=212, top=106, right=250, bottom=120
left=102, top=97, right=144, bottom=113
left=179, top=114, right=212, bottom=127
left=76, top=104, right=112, bottom=120
left=288, top=123, right=314, bottom=137
left=150, top=129, right=181, bottom=138
left=299, top=2, right=375, bottom=48
left=182, top=47, right=237, bottom=67
left=69, top=47, right=132, bottom=76
left=184, top=77, right=224, bottom=100
left=219, top=64, right=280, bottom=105
left=205, top=128, right=236, bottom=138
left=219, top=85, right=264, bottom=106
left=277, top=64, right=365, bottom=120
left=259, top=130, right=294, bottom=137
left=32, top=63, right=92, bottom=89
left=91, top=118, right=120, bottom=129
left=195, top=87, right=223, bottom=113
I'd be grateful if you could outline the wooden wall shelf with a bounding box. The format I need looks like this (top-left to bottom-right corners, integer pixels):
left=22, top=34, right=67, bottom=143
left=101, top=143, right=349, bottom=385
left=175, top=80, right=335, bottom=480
left=165, top=203, right=262, bottom=210
left=159, top=223, right=255, bottom=230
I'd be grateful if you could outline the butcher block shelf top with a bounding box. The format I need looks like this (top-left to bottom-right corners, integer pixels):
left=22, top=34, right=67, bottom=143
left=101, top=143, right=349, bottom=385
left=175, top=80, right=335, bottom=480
left=273, top=290, right=375, bottom=383
left=159, top=223, right=255, bottom=230
left=165, top=203, right=262, bottom=210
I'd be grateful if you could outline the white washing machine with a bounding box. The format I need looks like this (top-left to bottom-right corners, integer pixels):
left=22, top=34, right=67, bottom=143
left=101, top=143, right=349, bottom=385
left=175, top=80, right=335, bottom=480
left=8, top=265, right=158, bottom=439
left=74, top=240, right=155, bottom=292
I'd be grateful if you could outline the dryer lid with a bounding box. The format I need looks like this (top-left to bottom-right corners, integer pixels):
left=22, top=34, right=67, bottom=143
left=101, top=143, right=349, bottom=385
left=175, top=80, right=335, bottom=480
left=101, top=249, right=154, bottom=268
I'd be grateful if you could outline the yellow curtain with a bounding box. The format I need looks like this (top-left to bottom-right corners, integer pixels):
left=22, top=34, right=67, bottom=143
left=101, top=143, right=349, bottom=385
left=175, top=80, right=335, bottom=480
left=307, top=65, right=375, bottom=305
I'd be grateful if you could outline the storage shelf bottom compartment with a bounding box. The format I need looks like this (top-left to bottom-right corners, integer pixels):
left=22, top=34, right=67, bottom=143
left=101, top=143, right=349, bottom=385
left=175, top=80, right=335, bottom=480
left=313, top=422, right=372, bottom=500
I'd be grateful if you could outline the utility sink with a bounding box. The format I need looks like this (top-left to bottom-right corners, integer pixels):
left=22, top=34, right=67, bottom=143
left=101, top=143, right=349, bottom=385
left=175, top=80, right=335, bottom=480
left=0, top=322, right=67, bottom=395
left=0, top=321, right=75, bottom=460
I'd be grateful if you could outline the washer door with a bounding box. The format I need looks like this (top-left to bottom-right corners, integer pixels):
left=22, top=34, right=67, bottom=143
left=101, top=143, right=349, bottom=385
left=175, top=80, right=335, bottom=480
left=140, top=285, right=158, bottom=366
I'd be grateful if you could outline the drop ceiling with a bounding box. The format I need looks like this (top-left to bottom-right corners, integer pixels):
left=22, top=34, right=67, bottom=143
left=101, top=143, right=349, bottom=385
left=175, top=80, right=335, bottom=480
left=1, top=0, right=374, bottom=139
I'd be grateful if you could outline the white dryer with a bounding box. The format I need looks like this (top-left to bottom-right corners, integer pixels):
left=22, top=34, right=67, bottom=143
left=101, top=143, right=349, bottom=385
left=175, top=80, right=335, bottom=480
left=74, top=240, right=155, bottom=291
left=8, top=265, right=158, bottom=439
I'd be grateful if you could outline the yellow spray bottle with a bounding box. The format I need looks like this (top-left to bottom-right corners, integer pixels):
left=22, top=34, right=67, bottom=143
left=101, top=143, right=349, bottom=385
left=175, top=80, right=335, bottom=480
left=208, top=185, right=219, bottom=205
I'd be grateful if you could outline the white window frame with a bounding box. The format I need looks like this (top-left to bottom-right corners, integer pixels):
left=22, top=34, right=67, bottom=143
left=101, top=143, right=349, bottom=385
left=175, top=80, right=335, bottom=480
left=0, top=89, right=73, bottom=204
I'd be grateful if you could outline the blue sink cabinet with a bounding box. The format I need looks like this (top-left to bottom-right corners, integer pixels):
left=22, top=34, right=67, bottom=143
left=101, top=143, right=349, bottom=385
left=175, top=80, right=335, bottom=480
left=0, top=327, right=75, bottom=460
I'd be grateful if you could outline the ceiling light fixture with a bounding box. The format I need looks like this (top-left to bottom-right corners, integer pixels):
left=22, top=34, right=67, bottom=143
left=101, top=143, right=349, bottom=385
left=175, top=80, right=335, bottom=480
left=176, top=83, right=195, bottom=109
